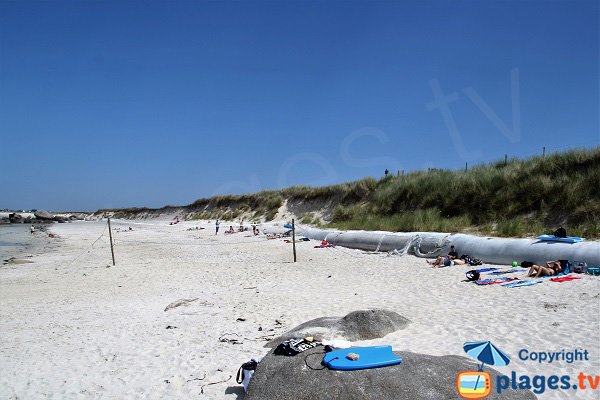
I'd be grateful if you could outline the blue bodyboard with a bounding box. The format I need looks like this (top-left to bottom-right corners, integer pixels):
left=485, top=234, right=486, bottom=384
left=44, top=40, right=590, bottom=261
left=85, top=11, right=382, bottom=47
left=536, top=235, right=585, bottom=243
left=322, top=346, right=402, bottom=371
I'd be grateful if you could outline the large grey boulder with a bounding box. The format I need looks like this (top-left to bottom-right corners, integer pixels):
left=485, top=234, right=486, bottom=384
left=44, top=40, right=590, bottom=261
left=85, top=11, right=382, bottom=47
left=268, top=309, right=410, bottom=346
left=245, top=348, right=536, bottom=400
left=34, top=210, right=55, bottom=221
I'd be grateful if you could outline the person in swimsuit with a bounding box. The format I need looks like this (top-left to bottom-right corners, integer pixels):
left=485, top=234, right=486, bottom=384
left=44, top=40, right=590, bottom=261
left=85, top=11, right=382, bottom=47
left=526, top=260, right=563, bottom=277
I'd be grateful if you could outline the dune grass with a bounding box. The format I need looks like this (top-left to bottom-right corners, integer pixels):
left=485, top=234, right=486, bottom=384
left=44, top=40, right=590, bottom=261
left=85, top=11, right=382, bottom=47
left=324, top=147, right=600, bottom=238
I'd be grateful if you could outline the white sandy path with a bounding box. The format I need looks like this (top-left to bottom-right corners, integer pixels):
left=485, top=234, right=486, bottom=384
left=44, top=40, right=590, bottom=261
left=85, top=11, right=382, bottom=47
left=0, top=220, right=598, bottom=399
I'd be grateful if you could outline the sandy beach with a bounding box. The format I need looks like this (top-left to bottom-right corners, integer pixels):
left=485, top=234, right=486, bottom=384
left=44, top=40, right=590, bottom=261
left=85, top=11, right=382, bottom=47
left=1, top=220, right=598, bottom=399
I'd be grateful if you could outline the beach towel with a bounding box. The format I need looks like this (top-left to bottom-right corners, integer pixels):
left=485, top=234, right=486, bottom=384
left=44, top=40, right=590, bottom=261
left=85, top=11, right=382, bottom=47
left=314, top=244, right=335, bottom=248
left=501, top=280, right=543, bottom=288
left=550, top=275, right=582, bottom=283
left=284, top=238, right=310, bottom=243
left=490, top=269, right=523, bottom=275
left=475, top=277, right=518, bottom=285
left=476, top=267, right=499, bottom=273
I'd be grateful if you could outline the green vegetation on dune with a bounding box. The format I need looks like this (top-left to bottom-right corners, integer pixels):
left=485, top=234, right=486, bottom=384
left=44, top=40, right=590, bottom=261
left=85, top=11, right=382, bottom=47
left=100, top=147, right=600, bottom=238
left=325, top=147, right=600, bottom=237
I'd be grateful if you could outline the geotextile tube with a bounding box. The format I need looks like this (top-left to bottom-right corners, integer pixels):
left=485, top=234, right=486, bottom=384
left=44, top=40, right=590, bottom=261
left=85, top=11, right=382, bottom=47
left=276, top=226, right=600, bottom=266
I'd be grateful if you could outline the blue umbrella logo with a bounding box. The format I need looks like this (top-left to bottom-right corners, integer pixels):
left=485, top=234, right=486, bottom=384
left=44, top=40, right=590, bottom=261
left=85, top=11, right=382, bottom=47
left=464, top=341, right=511, bottom=370
left=463, top=341, right=511, bottom=395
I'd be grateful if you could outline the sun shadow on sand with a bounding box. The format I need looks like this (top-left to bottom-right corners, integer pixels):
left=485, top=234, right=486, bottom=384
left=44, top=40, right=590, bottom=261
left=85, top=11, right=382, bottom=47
left=224, top=386, right=245, bottom=399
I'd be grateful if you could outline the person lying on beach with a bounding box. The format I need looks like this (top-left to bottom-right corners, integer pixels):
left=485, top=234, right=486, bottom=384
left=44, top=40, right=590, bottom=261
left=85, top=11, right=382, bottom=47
left=428, top=246, right=458, bottom=267
left=524, top=260, right=563, bottom=277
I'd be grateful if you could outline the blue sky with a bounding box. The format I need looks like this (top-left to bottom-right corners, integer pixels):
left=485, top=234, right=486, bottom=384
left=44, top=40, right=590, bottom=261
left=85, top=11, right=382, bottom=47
left=1, top=0, right=598, bottom=211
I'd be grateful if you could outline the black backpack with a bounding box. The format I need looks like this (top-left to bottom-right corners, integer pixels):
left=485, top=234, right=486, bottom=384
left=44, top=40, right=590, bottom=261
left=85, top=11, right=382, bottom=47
left=466, top=270, right=480, bottom=282
left=554, top=227, right=567, bottom=238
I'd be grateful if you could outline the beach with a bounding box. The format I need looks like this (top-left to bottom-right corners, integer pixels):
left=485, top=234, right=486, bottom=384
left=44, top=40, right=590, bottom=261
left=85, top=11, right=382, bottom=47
left=0, top=220, right=598, bottom=399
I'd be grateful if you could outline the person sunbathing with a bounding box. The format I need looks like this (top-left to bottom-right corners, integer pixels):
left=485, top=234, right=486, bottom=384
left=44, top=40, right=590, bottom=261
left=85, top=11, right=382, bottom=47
left=428, top=245, right=458, bottom=267
left=429, top=255, right=456, bottom=267
left=225, top=226, right=235, bottom=234
left=525, top=260, right=563, bottom=277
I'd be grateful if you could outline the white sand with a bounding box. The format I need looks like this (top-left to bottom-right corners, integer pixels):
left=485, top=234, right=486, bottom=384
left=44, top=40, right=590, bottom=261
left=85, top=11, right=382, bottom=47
left=1, top=220, right=598, bottom=399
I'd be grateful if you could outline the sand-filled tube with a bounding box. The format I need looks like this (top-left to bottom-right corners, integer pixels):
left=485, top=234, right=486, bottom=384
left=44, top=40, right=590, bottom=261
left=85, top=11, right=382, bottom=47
left=292, top=226, right=600, bottom=266
left=448, top=234, right=600, bottom=266
left=298, top=227, right=449, bottom=256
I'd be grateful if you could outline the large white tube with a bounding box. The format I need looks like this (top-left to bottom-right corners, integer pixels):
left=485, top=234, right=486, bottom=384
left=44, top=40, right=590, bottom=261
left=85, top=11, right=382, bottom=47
left=292, top=227, right=600, bottom=266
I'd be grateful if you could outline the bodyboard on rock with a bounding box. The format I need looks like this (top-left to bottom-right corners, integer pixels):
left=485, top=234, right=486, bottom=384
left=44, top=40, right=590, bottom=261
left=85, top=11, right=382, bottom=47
left=536, top=234, right=585, bottom=243
left=322, top=346, right=402, bottom=371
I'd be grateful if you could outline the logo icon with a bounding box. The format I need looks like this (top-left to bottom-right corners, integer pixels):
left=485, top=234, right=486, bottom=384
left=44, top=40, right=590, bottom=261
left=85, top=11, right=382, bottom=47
left=457, top=371, right=491, bottom=399
left=458, top=341, right=511, bottom=399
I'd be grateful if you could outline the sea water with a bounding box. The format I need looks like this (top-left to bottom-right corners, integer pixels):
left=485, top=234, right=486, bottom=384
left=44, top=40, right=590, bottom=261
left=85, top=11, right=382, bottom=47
left=0, top=224, right=32, bottom=261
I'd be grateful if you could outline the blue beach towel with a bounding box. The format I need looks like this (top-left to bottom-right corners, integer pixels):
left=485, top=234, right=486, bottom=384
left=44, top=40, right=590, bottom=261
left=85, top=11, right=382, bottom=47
left=476, top=267, right=499, bottom=273
left=491, top=270, right=523, bottom=275
left=501, top=280, right=543, bottom=288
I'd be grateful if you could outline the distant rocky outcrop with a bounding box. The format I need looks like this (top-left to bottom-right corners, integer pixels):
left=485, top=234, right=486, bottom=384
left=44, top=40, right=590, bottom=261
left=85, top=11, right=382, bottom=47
left=54, top=215, right=68, bottom=223
left=8, top=213, right=24, bottom=223
left=34, top=210, right=55, bottom=221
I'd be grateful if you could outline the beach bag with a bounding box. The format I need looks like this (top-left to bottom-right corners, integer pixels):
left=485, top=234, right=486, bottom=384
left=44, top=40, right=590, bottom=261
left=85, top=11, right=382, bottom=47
left=466, top=270, right=480, bottom=282
left=460, top=254, right=483, bottom=266
left=554, top=227, right=567, bottom=238
left=571, top=261, right=588, bottom=274
left=273, top=338, right=321, bottom=356
left=587, top=267, right=600, bottom=276
left=236, top=359, right=257, bottom=392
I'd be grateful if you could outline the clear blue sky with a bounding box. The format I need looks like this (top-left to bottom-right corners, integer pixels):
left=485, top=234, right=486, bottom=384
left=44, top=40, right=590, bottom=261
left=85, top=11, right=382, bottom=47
left=1, top=0, right=598, bottom=211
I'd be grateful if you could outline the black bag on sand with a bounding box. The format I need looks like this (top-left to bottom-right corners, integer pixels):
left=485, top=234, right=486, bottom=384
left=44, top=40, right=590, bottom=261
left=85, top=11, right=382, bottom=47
left=236, top=359, right=258, bottom=392
left=466, top=270, right=480, bottom=281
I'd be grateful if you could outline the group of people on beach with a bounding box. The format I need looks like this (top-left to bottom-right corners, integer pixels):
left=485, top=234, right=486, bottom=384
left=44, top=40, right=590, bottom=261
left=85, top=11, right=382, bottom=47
left=215, top=219, right=260, bottom=236
left=428, top=245, right=569, bottom=278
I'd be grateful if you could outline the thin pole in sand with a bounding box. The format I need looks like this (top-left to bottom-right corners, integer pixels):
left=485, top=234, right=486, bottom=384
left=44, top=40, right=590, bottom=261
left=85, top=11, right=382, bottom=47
left=542, top=146, right=546, bottom=158
left=292, top=218, right=297, bottom=263
left=107, top=215, right=116, bottom=266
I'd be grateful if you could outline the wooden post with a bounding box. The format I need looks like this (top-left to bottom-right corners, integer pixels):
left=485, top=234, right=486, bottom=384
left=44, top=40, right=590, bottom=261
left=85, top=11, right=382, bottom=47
left=542, top=146, right=546, bottom=158
left=465, top=162, right=468, bottom=171
left=292, top=218, right=297, bottom=263
left=504, top=154, right=508, bottom=165
left=107, top=215, right=116, bottom=266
